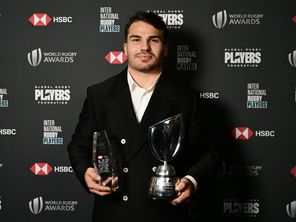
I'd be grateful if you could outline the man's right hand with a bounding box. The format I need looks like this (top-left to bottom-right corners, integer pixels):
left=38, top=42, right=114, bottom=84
left=84, top=167, right=114, bottom=196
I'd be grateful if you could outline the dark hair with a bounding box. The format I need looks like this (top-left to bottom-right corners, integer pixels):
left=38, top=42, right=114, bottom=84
left=124, top=11, right=169, bottom=43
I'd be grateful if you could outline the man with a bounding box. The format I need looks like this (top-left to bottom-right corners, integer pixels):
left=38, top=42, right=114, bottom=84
left=68, top=11, right=221, bottom=222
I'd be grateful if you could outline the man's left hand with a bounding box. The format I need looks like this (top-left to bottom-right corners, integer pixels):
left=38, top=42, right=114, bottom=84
left=170, top=178, right=195, bottom=205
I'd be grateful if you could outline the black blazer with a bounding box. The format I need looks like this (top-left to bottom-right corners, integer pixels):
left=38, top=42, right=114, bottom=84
left=68, top=68, right=221, bottom=222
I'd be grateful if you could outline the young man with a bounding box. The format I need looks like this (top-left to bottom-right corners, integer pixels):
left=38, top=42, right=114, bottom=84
left=68, top=11, right=221, bottom=222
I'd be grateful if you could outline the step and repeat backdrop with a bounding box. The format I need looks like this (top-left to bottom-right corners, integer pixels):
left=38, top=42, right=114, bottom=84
left=1, top=0, right=296, bottom=221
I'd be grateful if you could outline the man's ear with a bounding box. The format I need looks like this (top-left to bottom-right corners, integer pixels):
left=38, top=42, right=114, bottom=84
left=123, top=43, right=127, bottom=55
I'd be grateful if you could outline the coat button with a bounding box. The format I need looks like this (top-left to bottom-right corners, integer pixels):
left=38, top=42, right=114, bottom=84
left=123, top=167, right=129, bottom=173
left=123, top=195, right=128, bottom=201
left=121, top=139, right=126, bottom=144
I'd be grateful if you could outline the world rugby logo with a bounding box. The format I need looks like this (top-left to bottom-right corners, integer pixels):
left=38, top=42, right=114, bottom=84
left=286, top=201, right=296, bottom=218
left=27, top=48, right=42, bottom=67
left=212, top=10, right=227, bottom=29
left=288, top=50, right=296, bottom=68
left=29, top=196, right=43, bottom=214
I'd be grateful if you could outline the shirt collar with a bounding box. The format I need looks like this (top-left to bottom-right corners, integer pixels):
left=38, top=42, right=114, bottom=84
left=127, top=69, right=161, bottom=92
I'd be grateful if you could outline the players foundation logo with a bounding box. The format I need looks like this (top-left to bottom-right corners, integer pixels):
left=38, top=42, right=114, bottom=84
left=27, top=48, right=78, bottom=67
left=0, top=88, right=8, bottom=107
left=231, top=127, right=275, bottom=140
left=224, top=48, right=261, bottom=67
left=29, top=196, right=78, bottom=214
left=286, top=201, right=296, bottom=218
left=99, top=7, right=120, bottom=32
left=227, top=165, right=263, bottom=177
left=43, top=120, right=63, bottom=145
left=176, top=44, right=197, bottom=70
left=148, top=9, right=184, bottom=29
left=105, top=51, right=127, bottom=64
left=28, top=13, right=72, bottom=26
left=212, top=10, right=264, bottom=29
left=34, top=86, right=70, bottom=105
left=224, top=199, right=260, bottom=217
left=247, top=83, right=267, bottom=108
left=288, top=50, right=296, bottom=68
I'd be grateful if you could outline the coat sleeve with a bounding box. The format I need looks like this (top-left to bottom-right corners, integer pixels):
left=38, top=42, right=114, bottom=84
left=185, top=94, right=223, bottom=189
left=67, top=87, right=97, bottom=191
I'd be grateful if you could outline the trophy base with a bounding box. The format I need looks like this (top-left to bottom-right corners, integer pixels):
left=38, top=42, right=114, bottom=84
left=148, top=165, right=178, bottom=200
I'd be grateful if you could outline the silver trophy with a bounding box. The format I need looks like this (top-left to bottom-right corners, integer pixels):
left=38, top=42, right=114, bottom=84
left=148, top=113, right=184, bottom=199
left=92, top=130, right=119, bottom=190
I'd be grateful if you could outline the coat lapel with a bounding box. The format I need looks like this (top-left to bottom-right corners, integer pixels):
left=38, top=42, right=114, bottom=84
left=105, top=69, right=177, bottom=163
left=125, top=71, right=177, bottom=162
left=105, top=69, right=139, bottom=149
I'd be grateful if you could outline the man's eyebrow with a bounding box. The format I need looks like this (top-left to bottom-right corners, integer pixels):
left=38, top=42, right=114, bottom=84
left=128, top=35, right=162, bottom=39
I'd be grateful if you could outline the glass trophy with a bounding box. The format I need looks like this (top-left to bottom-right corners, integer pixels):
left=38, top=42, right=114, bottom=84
left=148, top=113, right=184, bottom=199
left=92, top=130, right=119, bottom=190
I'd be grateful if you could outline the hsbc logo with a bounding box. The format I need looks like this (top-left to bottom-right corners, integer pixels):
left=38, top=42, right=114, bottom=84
left=290, top=166, right=296, bottom=178
left=28, top=13, right=52, bottom=26
left=30, top=163, right=73, bottom=175
left=231, top=127, right=254, bottom=140
left=231, top=127, right=275, bottom=140
left=105, top=51, right=127, bottom=64
left=30, top=163, right=53, bottom=175
left=28, top=13, right=72, bottom=26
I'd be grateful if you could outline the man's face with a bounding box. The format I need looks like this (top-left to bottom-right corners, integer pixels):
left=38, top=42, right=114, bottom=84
left=124, top=21, right=168, bottom=74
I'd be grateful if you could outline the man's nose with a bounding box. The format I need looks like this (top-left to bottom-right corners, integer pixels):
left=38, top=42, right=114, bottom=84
left=141, top=40, right=151, bottom=51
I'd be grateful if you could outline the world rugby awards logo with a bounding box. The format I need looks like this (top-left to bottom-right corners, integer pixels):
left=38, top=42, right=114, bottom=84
left=287, top=201, right=296, bottom=218
left=28, top=48, right=42, bottom=67
left=212, top=10, right=227, bottom=29
left=288, top=50, right=296, bottom=68
left=29, top=196, right=43, bottom=214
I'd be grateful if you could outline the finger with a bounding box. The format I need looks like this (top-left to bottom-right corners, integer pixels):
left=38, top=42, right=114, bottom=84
left=86, top=168, right=101, bottom=181
left=175, top=180, right=186, bottom=192
left=89, top=188, right=113, bottom=196
left=101, top=177, right=113, bottom=186
left=170, top=194, right=184, bottom=205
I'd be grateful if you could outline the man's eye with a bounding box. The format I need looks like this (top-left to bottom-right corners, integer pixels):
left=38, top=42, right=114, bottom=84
left=131, top=38, right=140, bottom=42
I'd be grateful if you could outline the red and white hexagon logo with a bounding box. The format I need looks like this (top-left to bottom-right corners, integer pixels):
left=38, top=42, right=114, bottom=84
left=105, top=51, right=127, bottom=64
left=30, top=163, right=53, bottom=175
left=28, top=13, right=52, bottom=26
left=231, top=127, right=254, bottom=140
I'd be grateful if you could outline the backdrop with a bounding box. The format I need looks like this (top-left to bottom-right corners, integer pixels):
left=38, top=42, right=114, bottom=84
left=1, top=0, right=296, bottom=221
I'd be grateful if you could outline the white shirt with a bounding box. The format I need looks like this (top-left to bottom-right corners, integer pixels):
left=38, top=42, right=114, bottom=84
left=127, top=71, right=198, bottom=191
left=127, top=70, right=160, bottom=123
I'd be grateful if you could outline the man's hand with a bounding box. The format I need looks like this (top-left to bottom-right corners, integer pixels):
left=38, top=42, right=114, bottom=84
left=84, top=167, right=115, bottom=196
left=170, top=178, right=195, bottom=205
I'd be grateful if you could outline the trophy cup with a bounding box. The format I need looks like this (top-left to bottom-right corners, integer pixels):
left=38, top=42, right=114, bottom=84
left=92, top=130, right=119, bottom=190
left=148, top=113, right=184, bottom=199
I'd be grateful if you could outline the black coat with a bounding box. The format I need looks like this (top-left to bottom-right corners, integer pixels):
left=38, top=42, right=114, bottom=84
left=67, top=68, right=221, bottom=222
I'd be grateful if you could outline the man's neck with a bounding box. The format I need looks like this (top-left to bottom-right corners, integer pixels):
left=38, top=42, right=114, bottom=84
left=128, top=67, right=161, bottom=90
